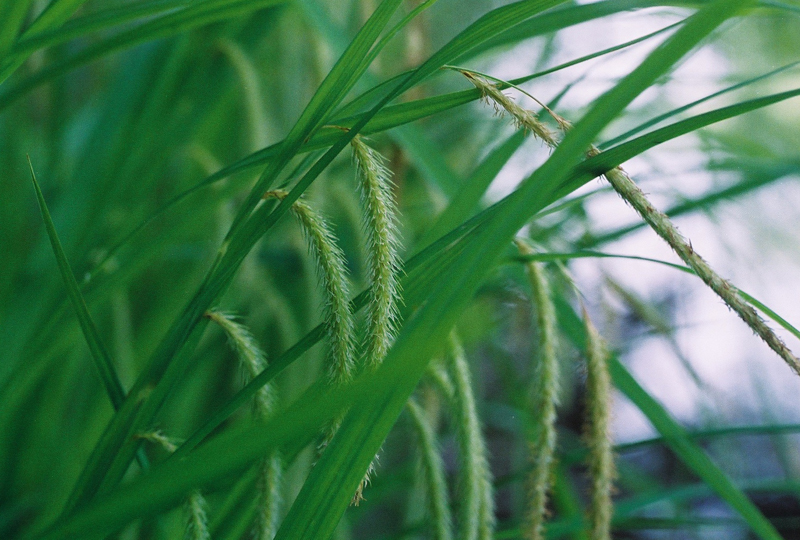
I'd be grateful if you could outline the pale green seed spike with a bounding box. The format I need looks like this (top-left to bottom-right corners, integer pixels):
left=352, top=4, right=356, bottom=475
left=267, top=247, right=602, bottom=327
left=540, top=102, right=800, bottom=376
left=600, top=162, right=800, bottom=377
left=462, top=71, right=559, bottom=149
left=407, top=398, right=454, bottom=540
left=351, top=135, right=403, bottom=370
left=448, top=333, right=495, bottom=540
left=582, top=312, right=615, bottom=540
left=184, top=490, right=211, bottom=540
left=255, top=454, right=283, bottom=540
left=264, top=190, right=356, bottom=384
left=515, top=240, right=560, bottom=540
left=205, top=309, right=276, bottom=417
left=204, top=309, right=282, bottom=540
left=138, top=432, right=210, bottom=540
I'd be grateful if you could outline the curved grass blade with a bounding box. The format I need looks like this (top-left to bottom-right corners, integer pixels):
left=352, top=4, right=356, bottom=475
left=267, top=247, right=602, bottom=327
left=27, top=158, right=149, bottom=474
left=0, top=0, right=93, bottom=84
left=600, top=59, right=800, bottom=148
left=514, top=250, right=800, bottom=342
left=27, top=157, right=126, bottom=411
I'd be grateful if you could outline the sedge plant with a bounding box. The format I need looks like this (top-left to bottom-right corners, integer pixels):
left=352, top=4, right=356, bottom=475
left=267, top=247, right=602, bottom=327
left=2, top=1, right=800, bottom=540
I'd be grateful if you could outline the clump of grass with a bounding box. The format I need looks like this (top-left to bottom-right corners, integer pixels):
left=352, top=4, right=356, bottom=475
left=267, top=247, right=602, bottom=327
left=447, top=333, right=495, bottom=540
left=351, top=135, right=402, bottom=370
left=582, top=312, right=616, bottom=540
left=515, top=239, right=560, bottom=540
left=263, top=189, right=356, bottom=385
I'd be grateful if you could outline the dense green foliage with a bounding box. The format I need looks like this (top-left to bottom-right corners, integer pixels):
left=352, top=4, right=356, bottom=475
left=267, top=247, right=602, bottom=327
left=2, top=1, right=799, bottom=539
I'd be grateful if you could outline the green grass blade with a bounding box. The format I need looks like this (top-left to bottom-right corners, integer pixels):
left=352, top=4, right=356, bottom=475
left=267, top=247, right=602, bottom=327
left=0, top=0, right=33, bottom=59
left=600, top=59, right=800, bottom=148
left=421, top=130, right=526, bottom=247
left=608, top=359, right=782, bottom=540
left=0, top=0, right=92, bottom=84
left=0, top=0, right=290, bottom=104
left=27, top=157, right=126, bottom=411
left=515, top=250, right=800, bottom=341
left=10, top=1, right=196, bottom=58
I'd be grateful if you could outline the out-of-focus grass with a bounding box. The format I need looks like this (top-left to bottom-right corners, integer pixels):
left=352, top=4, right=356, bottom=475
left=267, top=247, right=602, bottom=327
left=1, top=1, right=800, bottom=539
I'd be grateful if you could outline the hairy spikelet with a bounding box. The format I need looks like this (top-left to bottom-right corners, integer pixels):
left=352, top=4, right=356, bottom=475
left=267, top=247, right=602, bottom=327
left=254, top=453, right=283, bottom=540
left=264, top=189, right=356, bottom=384
left=448, top=334, right=495, bottom=540
left=462, top=71, right=558, bottom=148
left=515, top=240, right=559, bottom=540
left=465, top=69, right=800, bottom=375
left=407, top=398, right=454, bottom=540
left=583, top=313, right=615, bottom=540
left=351, top=136, right=403, bottom=370
left=138, top=432, right=210, bottom=540
left=184, top=490, right=211, bottom=540
left=205, top=310, right=281, bottom=539
left=539, top=101, right=800, bottom=376
left=599, top=162, right=800, bottom=376
left=205, top=309, right=276, bottom=417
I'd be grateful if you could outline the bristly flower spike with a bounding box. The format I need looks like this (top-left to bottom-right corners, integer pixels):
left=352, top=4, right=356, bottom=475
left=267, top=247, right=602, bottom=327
left=582, top=311, right=616, bottom=540
left=205, top=310, right=276, bottom=416
left=407, top=398, right=454, bottom=540
left=448, top=333, right=495, bottom=540
left=462, top=71, right=559, bottom=149
left=515, top=239, right=560, bottom=540
left=205, top=310, right=281, bottom=540
left=263, top=189, right=356, bottom=384
left=351, top=135, right=403, bottom=370
left=138, top=432, right=210, bottom=540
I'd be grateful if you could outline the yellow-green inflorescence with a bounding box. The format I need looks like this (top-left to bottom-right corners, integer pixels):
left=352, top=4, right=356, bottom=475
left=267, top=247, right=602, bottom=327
left=582, top=313, right=616, bottom=540
left=137, top=432, right=210, bottom=540
left=351, top=135, right=403, bottom=370
left=448, top=333, right=495, bottom=540
left=263, top=189, right=356, bottom=385
left=464, top=70, right=800, bottom=377
left=515, top=240, right=560, bottom=540
left=205, top=310, right=281, bottom=540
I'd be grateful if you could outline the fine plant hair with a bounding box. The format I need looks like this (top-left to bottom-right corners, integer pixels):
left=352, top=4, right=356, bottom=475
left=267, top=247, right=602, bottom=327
left=515, top=239, right=560, bottom=540
left=205, top=310, right=281, bottom=540
left=582, top=312, right=616, bottom=540
left=137, top=432, right=210, bottom=540
left=447, top=333, right=495, bottom=540
left=263, top=189, right=356, bottom=385
left=406, top=397, right=454, bottom=540
left=464, top=71, right=800, bottom=376
left=351, top=135, right=402, bottom=370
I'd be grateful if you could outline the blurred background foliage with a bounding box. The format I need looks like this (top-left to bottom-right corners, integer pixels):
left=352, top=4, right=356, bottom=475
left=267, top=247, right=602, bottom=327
left=1, top=0, right=800, bottom=539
